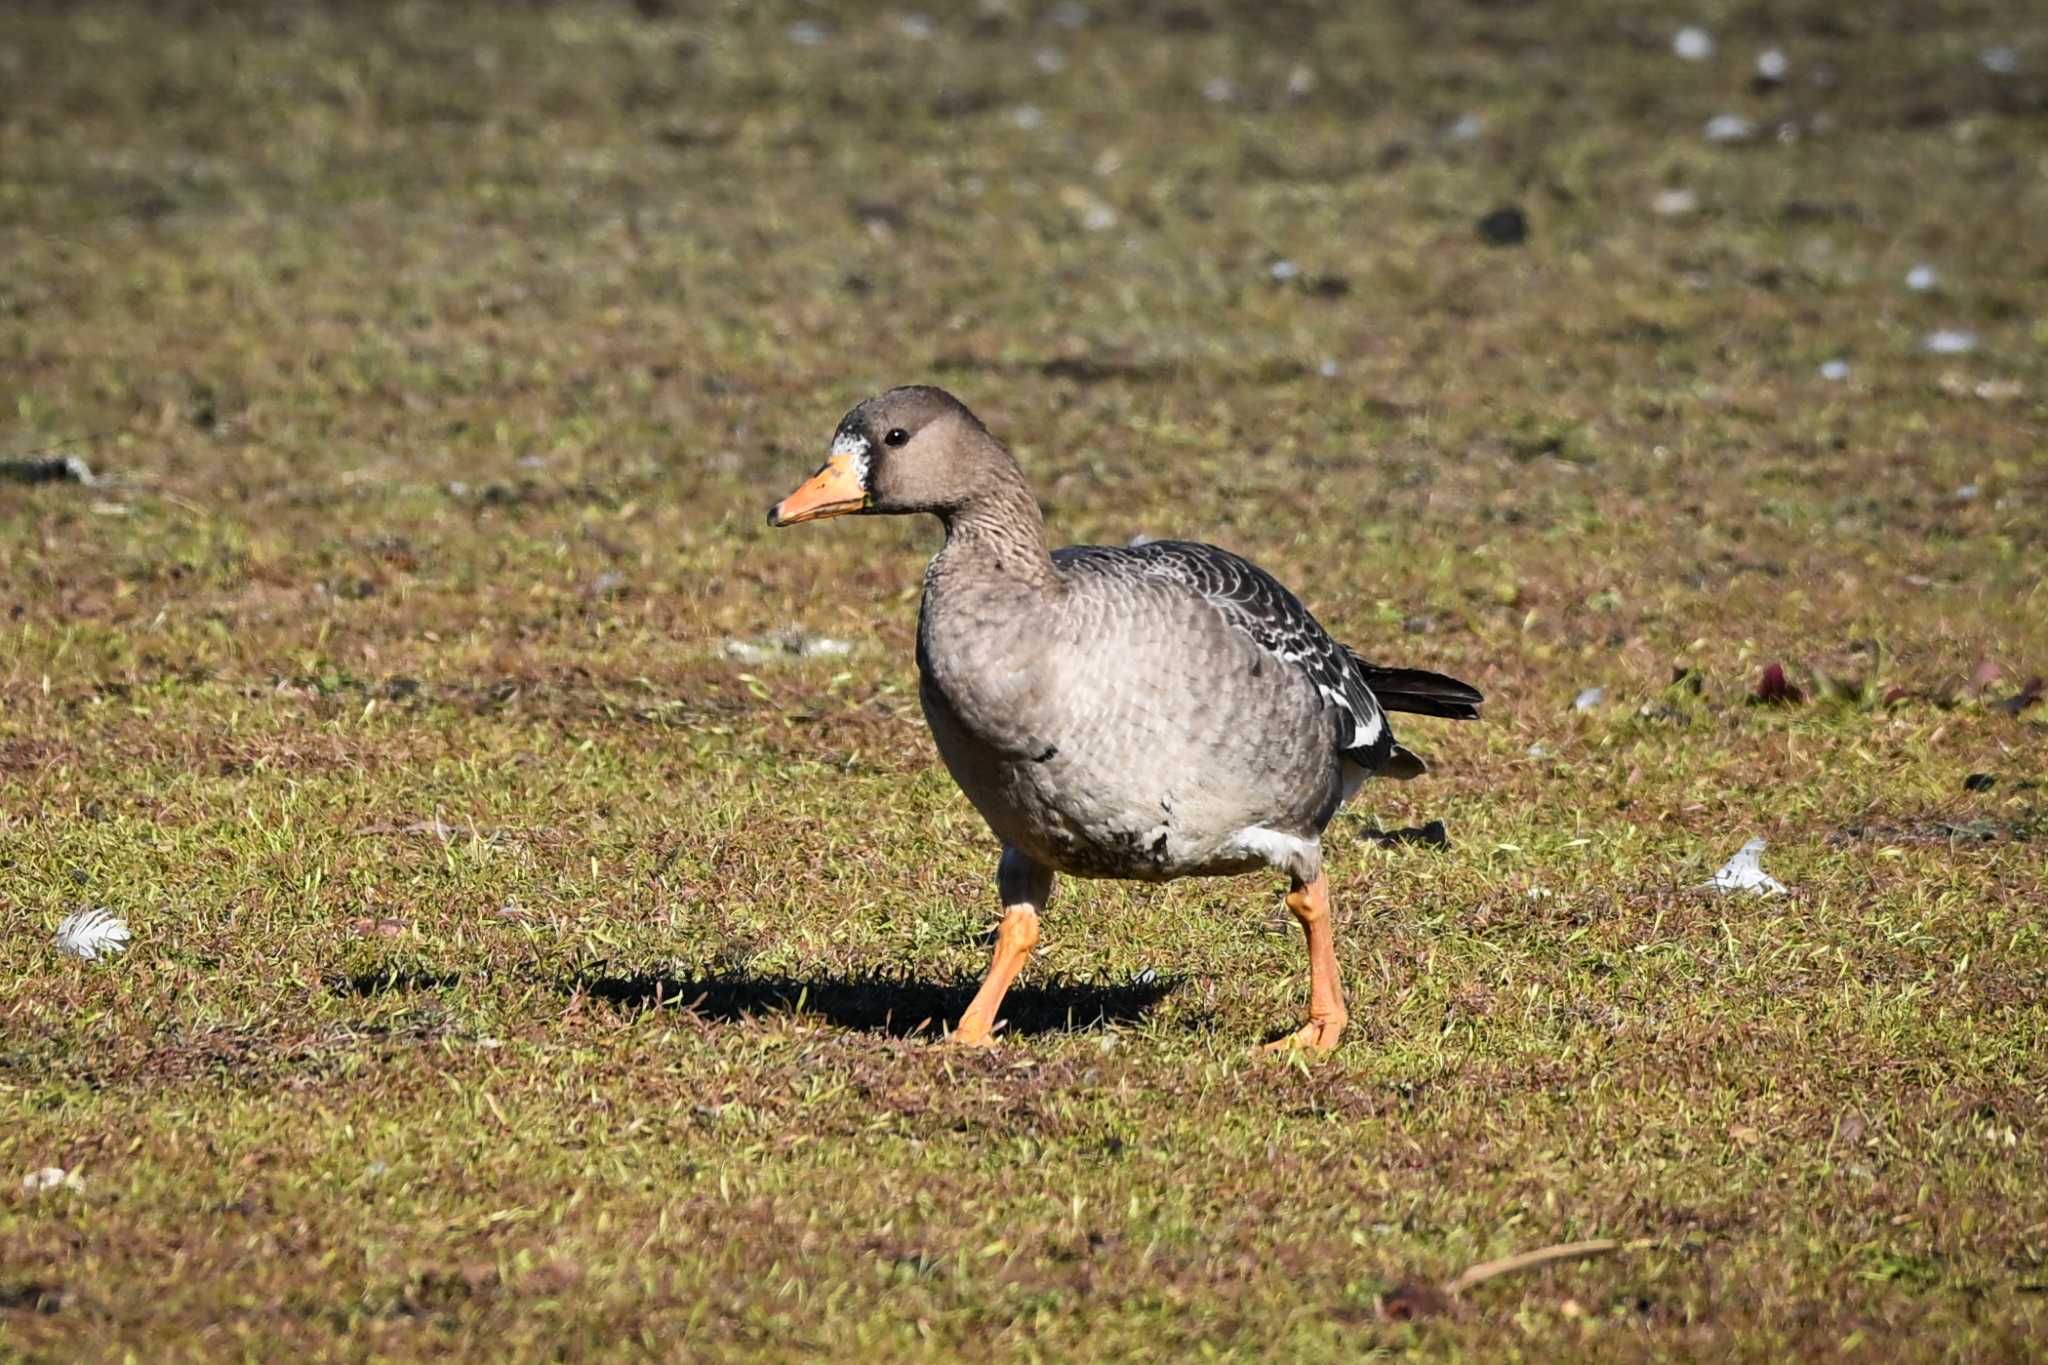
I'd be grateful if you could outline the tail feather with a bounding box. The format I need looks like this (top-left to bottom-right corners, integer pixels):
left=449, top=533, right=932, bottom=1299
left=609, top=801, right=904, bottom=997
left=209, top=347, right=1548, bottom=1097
left=1344, top=655, right=1484, bottom=720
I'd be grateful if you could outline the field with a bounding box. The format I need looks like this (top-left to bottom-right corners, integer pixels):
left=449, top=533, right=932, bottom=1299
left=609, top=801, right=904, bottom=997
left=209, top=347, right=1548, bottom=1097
left=4, top=1, right=2047, bottom=1358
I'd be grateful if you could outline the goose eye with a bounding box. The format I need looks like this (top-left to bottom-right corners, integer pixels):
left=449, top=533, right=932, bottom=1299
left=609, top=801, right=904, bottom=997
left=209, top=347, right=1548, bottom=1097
left=884, top=428, right=910, bottom=447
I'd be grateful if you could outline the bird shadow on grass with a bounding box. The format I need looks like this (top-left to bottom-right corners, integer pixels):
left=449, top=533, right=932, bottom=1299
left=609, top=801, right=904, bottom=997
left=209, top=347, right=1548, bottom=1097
left=329, top=968, right=466, bottom=996
left=570, top=970, right=1181, bottom=1040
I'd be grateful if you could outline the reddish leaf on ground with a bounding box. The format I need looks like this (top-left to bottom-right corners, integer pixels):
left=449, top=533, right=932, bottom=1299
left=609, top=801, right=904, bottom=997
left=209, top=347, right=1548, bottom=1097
left=1751, top=662, right=1804, bottom=706
left=1381, top=1281, right=1452, bottom=1321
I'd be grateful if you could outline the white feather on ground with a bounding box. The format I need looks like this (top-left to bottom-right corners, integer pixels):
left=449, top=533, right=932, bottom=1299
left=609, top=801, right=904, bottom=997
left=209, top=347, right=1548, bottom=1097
left=20, top=1167, right=77, bottom=1194
left=55, top=907, right=132, bottom=961
left=1699, top=838, right=1788, bottom=895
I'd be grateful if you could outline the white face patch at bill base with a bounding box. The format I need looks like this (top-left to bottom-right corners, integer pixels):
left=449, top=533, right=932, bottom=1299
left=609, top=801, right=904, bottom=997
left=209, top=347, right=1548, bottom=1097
left=828, top=429, right=872, bottom=488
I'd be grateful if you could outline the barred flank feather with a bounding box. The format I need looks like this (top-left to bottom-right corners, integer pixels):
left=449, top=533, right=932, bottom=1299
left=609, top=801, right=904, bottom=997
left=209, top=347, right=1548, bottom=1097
left=1056, top=540, right=1480, bottom=774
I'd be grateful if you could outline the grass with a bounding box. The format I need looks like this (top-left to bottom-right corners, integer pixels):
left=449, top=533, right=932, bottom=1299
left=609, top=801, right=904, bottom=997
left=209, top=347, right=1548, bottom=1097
left=3, top=0, right=2047, bottom=1358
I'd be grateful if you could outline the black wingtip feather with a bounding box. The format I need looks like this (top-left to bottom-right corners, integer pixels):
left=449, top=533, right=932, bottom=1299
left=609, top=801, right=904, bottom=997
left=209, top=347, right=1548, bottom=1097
left=1346, top=658, right=1484, bottom=720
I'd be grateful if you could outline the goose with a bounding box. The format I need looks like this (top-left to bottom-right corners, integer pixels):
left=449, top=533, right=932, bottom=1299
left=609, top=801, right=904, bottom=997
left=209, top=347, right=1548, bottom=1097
left=768, top=386, right=1481, bottom=1050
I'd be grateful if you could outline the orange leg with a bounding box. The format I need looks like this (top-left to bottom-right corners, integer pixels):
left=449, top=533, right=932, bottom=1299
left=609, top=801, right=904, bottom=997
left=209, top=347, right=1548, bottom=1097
left=949, top=849, right=1054, bottom=1047
left=1262, top=871, right=1348, bottom=1052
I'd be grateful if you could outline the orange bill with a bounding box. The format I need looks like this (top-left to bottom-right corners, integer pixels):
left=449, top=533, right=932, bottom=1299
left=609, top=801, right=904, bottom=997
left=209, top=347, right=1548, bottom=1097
left=767, top=451, right=869, bottom=526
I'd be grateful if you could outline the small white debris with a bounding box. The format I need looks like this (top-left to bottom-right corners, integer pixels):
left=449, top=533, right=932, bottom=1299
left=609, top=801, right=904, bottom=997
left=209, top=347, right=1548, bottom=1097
left=785, top=20, right=826, bottom=47
left=1703, top=114, right=1755, bottom=144
left=1819, top=358, right=1851, bottom=381
left=722, top=629, right=854, bottom=663
left=1573, top=687, right=1606, bottom=712
left=1033, top=47, right=1067, bottom=74
left=1446, top=112, right=1485, bottom=144
left=1953, top=484, right=1981, bottom=501
left=1526, top=742, right=1553, bottom=759
left=1317, top=358, right=1340, bottom=379
left=1699, top=837, right=1788, bottom=895
left=1920, top=329, right=1979, bottom=355
left=1201, top=76, right=1238, bottom=105
left=1267, top=259, right=1300, bottom=282
left=1980, top=46, right=2018, bottom=75
left=1673, top=27, right=1715, bottom=61
left=55, top=908, right=131, bottom=961
left=1058, top=185, right=1117, bottom=231
left=1941, top=373, right=2020, bottom=402
left=895, top=14, right=935, bottom=40
left=1285, top=64, right=1317, bottom=99
left=1905, top=264, right=1939, bottom=292
left=445, top=480, right=469, bottom=497
left=20, top=1167, right=76, bottom=1194
left=1756, top=48, right=1789, bottom=82
left=1526, top=887, right=1554, bottom=901
left=1009, top=104, right=1045, bottom=131
left=1651, top=188, right=1699, bottom=217
left=1135, top=967, right=1158, bottom=985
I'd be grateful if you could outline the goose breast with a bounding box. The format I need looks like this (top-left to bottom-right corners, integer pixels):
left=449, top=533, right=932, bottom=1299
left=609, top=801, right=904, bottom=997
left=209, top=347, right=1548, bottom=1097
left=916, top=544, right=1348, bottom=881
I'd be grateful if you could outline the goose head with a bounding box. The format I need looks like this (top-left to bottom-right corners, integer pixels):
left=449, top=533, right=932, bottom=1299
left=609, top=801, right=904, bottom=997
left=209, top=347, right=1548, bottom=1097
left=768, top=385, right=1015, bottom=526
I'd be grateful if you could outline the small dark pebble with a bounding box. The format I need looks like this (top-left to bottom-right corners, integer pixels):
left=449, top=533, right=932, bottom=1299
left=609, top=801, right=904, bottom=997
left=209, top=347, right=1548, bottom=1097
left=0, top=1281, right=65, bottom=1314
left=1963, top=773, right=1996, bottom=792
left=1476, top=204, right=1528, bottom=246
left=848, top=199, right=906, bottom=231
